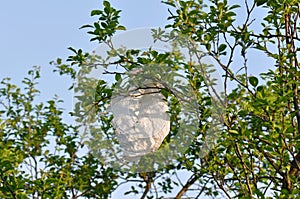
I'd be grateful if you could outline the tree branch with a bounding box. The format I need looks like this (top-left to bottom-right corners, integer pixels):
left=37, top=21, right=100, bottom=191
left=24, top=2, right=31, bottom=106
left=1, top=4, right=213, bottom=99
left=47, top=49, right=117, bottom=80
left=175, top=174, right=198, bottom=199
left=140, top=172, right=154, bottom=199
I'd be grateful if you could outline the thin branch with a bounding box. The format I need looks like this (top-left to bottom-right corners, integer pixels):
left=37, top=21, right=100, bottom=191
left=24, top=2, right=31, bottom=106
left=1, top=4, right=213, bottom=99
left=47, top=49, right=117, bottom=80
left=195, top=180, right=209, bottom=198
left=175, top=174, right=198, bottom=199
left=103, top=70, right=125, bottom=75
left=259, top=148, right=284, bottom=177
left=234, top=143, right=253, bottom=196
left=0, top=173, right=17, bottom=199
left=174, top=171, right=184, bottom=187
left=140, top=172, right=154, bottom=199
left=211, top=56, right=255, bottom=96
left=246, top=32, right=300, bottom=41
left=212, top=172, right=232, bottom=199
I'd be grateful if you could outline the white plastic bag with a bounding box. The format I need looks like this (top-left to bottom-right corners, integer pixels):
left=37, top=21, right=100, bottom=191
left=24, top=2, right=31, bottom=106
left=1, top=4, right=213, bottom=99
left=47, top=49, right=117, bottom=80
left=110, top=86, right=170, bottom=159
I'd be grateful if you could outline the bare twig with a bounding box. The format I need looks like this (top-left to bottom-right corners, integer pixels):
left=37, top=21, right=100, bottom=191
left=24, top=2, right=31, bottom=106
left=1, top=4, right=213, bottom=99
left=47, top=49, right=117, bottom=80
left=175, top=174, right=198, bottom=199
left=140, top=172, right=155, bottom=199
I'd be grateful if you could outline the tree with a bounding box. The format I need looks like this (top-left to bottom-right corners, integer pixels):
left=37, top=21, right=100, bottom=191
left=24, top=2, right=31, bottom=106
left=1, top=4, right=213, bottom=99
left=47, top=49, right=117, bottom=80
left=0, top=0, right=299, bottom=198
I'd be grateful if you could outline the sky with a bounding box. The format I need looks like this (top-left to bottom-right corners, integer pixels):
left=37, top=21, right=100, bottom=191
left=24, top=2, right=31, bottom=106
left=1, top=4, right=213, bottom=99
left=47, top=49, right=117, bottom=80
left=0, top=0, right=171, bottom=198
left=0, top=0, right=169, bottom=104
left=0, top=0, right=272, bottom=105
left=0, top=0, right=274, bottom=198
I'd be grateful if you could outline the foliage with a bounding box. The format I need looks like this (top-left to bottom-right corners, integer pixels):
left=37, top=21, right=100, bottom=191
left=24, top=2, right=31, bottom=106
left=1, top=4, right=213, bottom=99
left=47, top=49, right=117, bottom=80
left=1, top=0, right=300, bottom=198
left=0, top=67, right=118, bottom=198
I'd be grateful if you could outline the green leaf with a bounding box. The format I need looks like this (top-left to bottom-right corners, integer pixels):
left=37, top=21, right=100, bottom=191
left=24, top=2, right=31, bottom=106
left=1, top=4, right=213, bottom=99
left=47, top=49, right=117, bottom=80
left=67, top=47, right=77, bottom=54
left=79, top=24, right=93, bottom=29
left=94, top=22, right=100, bottom=30
left=91, top=10, right=102, bottom=16
left=115, top=73, right=121, bottom=81
left=249, top=76, right=258, bottom=87
left=218, top=44, right=227, bottom=52
left=103, top=0, right=111, bottom=8
left=116, top=25, right=126, bottom=31
left=255, top=0, right=267, bottom=6
left=229, top=130, right=239, bottom=134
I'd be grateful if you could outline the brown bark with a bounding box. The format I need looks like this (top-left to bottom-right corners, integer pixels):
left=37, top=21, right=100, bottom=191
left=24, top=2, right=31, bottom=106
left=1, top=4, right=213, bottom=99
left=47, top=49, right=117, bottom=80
left=175, top=174, right=198, bottom=199
left=282, top=153, right=300, bottom=193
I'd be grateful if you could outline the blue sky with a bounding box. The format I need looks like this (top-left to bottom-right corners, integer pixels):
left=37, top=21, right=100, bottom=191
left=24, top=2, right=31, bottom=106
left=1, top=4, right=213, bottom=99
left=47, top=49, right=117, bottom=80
left=0, top=0, right=272, bottom=100
left=0, top=0, right=169, bottom=102
left=0, top=1, right=170, bottom=197
left=0, top=1, right=275, bottom=198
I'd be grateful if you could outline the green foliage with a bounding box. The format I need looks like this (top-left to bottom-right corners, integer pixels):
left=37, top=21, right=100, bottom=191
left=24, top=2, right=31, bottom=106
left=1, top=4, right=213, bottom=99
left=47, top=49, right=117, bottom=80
left=80, top=0, right=126, bottom=43
left=0, top=67, right=118, bottom=198
left=255, top=0, right=268, bottom=6
left=2, top=0, right=300, bottom=198
left=249, top=76, right=259, bottom=87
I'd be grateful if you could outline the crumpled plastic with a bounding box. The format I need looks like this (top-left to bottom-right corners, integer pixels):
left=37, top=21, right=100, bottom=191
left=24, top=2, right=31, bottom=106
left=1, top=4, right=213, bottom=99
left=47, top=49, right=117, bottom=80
left=109, top=86, right=170, bottom=160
